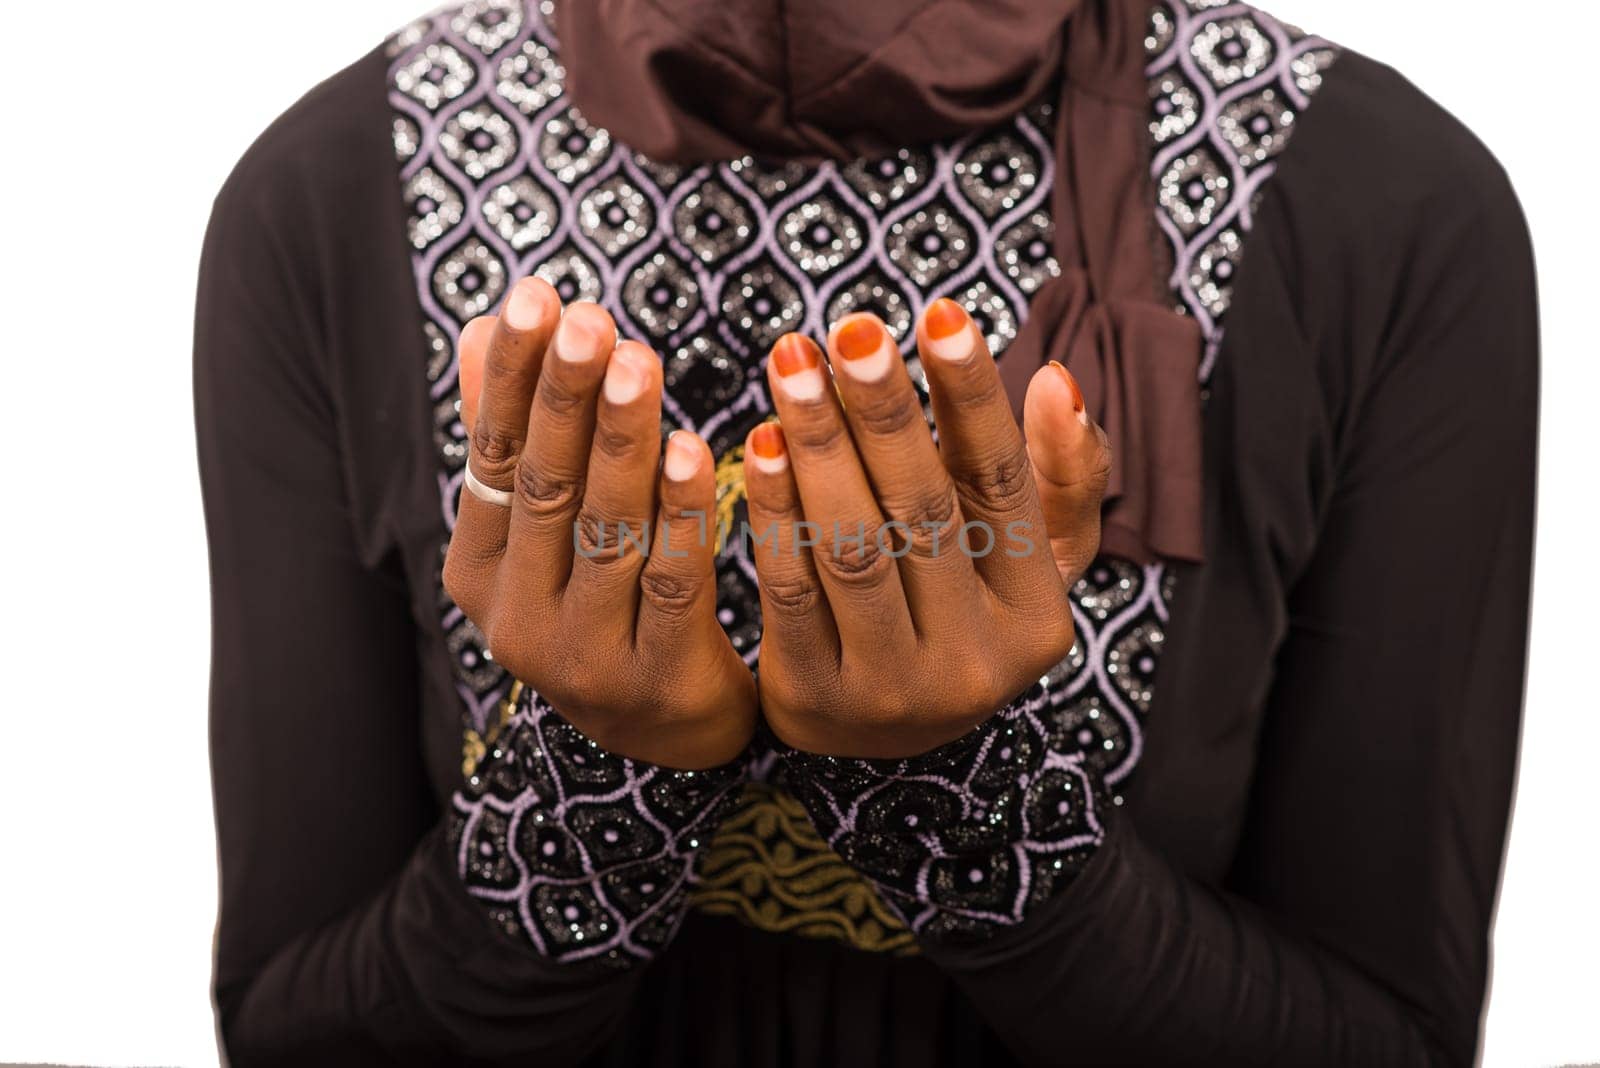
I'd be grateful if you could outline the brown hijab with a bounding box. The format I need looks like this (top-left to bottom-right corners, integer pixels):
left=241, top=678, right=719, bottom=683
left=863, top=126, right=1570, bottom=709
left=556, top=0, right=1205, bottom=564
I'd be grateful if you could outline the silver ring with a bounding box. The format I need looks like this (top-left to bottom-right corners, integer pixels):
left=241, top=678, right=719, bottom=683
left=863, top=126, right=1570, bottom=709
left=463, top=464, right=514, bottom=507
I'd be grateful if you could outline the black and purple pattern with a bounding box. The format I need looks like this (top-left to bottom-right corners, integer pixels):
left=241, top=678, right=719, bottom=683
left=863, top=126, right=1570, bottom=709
left=781, top=692, right=1110, bottom=937
left=384, top=0, right=1335, bottom=955
left=452, top=699, right=742, bottom=963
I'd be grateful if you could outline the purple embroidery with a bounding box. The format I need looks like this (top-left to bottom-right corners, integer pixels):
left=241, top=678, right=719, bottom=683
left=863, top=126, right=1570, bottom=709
left=452, top=695, right=741, bottom=964
left=780, top=694, right=1110, bottom=937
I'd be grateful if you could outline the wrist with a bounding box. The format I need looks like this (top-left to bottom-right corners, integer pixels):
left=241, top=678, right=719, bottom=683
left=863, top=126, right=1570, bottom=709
left=540, top=673, right=758, bottom=771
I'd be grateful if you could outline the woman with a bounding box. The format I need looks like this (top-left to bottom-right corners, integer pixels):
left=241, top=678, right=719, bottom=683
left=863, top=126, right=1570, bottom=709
left=195, top=0, right=1537, bottom=1064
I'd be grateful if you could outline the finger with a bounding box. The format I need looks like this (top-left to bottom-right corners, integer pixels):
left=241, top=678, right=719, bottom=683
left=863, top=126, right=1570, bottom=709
left=469, top=276, right=562, bottom=490
left=765, top=333, right=915, bottom=658
left=741, top=421, right=839, bottom=665
left=1024, top=361, right=1111, bottom=584
left=916, top=297, right=1060, bottom=607
left=636, top=431, right=723, bottom=648
left=503, top=301, right=618, bottom=606
left=567, top=340, right=665, bottom=621
left=443, top=314, right=506, bottom=621
left=457, top=314, right=494, bottom=436
left=825, top=313, right=979, bottom=640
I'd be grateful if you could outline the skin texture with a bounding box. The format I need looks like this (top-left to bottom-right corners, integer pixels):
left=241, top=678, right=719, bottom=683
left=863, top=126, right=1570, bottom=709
left=746, top=302, right=1110, bottom=758
left=447, top=280, right=1110, bottom=766
left=446, top=276, right=757, bottom=770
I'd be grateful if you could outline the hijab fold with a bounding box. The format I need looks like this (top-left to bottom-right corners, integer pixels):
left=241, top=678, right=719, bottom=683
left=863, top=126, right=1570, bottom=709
left=558, top=0, right=1206, bottom=564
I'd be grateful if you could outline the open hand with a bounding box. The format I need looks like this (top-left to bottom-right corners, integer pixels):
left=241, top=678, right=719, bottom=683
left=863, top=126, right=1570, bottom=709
left=445, top=277, right=757, bottom=770
left=744, top=300, right=1111, bottom=758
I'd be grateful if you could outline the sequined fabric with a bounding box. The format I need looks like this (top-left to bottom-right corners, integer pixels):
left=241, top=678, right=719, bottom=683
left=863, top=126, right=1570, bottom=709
left=453, top=684, right=743, bottom=964
left=384, top=0, right=1336, bottom=956
left=781, top=694, right=1110, bottom=938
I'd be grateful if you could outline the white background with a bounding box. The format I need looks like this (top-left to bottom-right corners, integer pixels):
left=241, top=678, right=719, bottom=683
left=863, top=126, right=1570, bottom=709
left=0, top=2, right=1593, bottom=1065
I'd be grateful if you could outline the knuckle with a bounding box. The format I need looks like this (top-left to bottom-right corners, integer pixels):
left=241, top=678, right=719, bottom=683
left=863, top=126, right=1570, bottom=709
left=484, top=332, right=537, bottom=384
left=850, top=392, right=925, bottom=439
left=761, top=574, right=821, bottom=616
left=591, top=418, right=644, bottom=460
left=944, top=369, right=1006, bottom=414
left=783, top=416, right=849, bottom=456
left=639, top=567, right=701, bottom=618
left=886, top=485, right=961, bottom=555
left=745, top=471, right=800, bottom=516
left=514, top=461, right=584, bottom=519
left=815, top=531, right=893, bottom=588
left=657, top=499, right=708, bottom=528
left=1036, top=432, right=1114, bottom=496
left=536, top=371, right=588, bottom=419
left=573, top=505, right=648, bottom=563
left=953, top=442, right=1035, bottom=513
left=469, top=423, right=523, bottom=476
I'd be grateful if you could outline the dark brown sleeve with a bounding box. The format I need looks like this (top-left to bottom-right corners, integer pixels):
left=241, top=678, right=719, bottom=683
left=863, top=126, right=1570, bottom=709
left=918, top=56, right=1537, bottom=1068
left=195, top=46, right=648, bottom=1066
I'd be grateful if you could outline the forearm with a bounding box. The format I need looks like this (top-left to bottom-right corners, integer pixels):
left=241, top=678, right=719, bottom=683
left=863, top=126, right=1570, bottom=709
left=772, top=694, right=1450, bottom=1066
left=219, top=824, right=646, bottom=1066
left=922, top=820, right=1443, bottom=1067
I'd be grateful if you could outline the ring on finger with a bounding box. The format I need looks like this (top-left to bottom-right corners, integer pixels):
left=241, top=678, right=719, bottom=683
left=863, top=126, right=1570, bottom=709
left=464, top=463, right=514, bottom=507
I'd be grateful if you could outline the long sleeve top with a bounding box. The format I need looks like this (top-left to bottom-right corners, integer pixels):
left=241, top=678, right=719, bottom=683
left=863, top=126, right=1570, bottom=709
left=194, top=2, right=1538, bottom=1065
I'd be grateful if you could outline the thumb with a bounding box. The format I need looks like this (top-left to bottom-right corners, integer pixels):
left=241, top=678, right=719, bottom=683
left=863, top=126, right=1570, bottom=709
left=1023, top=362, right=1111, bottom=583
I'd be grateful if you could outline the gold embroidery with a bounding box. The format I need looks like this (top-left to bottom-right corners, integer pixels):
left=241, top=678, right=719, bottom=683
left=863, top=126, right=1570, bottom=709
left=460, top=618, right=909, bottom=954
left=462, top=681, right=521, bottom=778
left=689, top=781, right=918, bottom=955
left=713, top=442, right=746, bottom=552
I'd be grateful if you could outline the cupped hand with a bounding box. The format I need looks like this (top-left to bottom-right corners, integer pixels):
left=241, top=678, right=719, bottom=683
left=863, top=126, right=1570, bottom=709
left=744, top=299, right=1111, bottom=759
left=444, top=276, right=757, bottom=770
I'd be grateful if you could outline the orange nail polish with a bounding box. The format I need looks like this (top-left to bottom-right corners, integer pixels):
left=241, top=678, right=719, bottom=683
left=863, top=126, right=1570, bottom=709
left=750, top=421, right=786, bottom=459
left=924, top=298, right=967, bottom=340
left=771, top=333, right=820, bottom=376
left=1050, top=360, right=1089, bottom=425
left=835, top=317, right=884, bottom=361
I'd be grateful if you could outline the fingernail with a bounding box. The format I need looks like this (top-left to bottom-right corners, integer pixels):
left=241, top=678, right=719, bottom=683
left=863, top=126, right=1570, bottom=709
left=834, top=316, right=894, bottom=382
left=604, top=346, right=648, bottom=404
left=748, top=421, right=788, bottom=474
left=1049, top=360, right=1089, bottom=426
left=504, top=278, right=548, bottom=331
left=923, top=298, right=974, bottom=363
left=554, top=311, right=597, bottom=363
left=664, top=430, right=701, bottom=481
left=770, top=334, right=826, bottom=402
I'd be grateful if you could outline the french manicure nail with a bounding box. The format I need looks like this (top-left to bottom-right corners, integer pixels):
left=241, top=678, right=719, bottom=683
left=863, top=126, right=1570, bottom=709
left=834, top=316, right=894, bottom=382
left=554, top=312, right=596, bottom=363
left=504, top=278, right=547, bottom=331
left=604, top=348, right=647, bottom=404
left=748, top=421, right=788, bottom=474
left=1049, top=360, right=1090, bottom=426
left=923, top=298, right=975, bottom=363
left=770, top=334, right=826, bottom=401
left=664, top=430, right=701, bottom=481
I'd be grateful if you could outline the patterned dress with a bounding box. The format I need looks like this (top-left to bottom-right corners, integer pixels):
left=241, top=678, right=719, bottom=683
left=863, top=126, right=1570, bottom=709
left=383, top=0, right=1335, bottom=964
